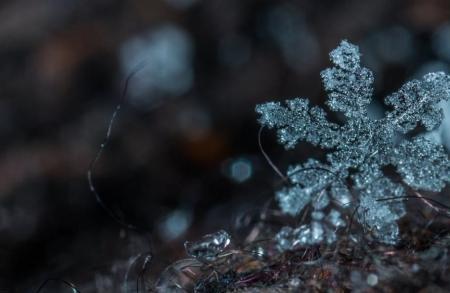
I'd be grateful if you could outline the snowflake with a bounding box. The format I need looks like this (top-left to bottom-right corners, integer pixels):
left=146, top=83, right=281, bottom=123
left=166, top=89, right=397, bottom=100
left=256, top=40, right=450, bottom=246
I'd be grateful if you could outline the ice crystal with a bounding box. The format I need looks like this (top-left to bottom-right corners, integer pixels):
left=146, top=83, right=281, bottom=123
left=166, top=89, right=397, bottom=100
left=184, top=230, right=231, bottom=262
left=274, top=224, right=324, bottom=250
left=256, top=40, right=450, bottom=246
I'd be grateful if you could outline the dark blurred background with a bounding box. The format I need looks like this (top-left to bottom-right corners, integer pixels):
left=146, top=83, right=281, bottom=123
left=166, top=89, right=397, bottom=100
left=0, top=0, right=449, bottom=291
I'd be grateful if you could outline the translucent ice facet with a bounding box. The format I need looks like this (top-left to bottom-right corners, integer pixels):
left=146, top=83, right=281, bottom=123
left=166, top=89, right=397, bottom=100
left=184, top=230, right=231, bottom=262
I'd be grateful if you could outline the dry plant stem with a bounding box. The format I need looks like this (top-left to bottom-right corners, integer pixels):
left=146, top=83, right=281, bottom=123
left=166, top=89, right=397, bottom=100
left=35, top=278, right=81, bottom=293
left=87, top=62, right=146, bottom=230
left=414, top=190, right=450, bottom=216
left=258, top=126, right=288, bottom=182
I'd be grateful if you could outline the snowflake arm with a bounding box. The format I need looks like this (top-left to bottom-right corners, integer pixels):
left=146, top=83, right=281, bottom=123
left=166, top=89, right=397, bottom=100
left=321, top=40, right=374, bottom=118
left=385, top=72, right=450, bottom=133
left=276, top=159, right=334, bottom=216
left=255, top=98, right=339, bottom=149
left=276, top=186, right=311, bottom=217
left=392, top=136, right=450, bottom=192
left=358, top=178, right=406, bottom=245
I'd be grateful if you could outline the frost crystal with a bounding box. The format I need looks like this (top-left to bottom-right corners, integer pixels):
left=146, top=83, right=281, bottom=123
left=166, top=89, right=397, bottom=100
left=256, top=40, right=450, bottom=246
left=275, top=223, right=325, bottom=250
left=184, top=230, right=231, bottom=262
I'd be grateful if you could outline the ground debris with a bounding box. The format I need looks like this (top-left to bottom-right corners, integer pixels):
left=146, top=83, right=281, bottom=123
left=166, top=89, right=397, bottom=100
left=185, top=224, right=450, bottom=292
